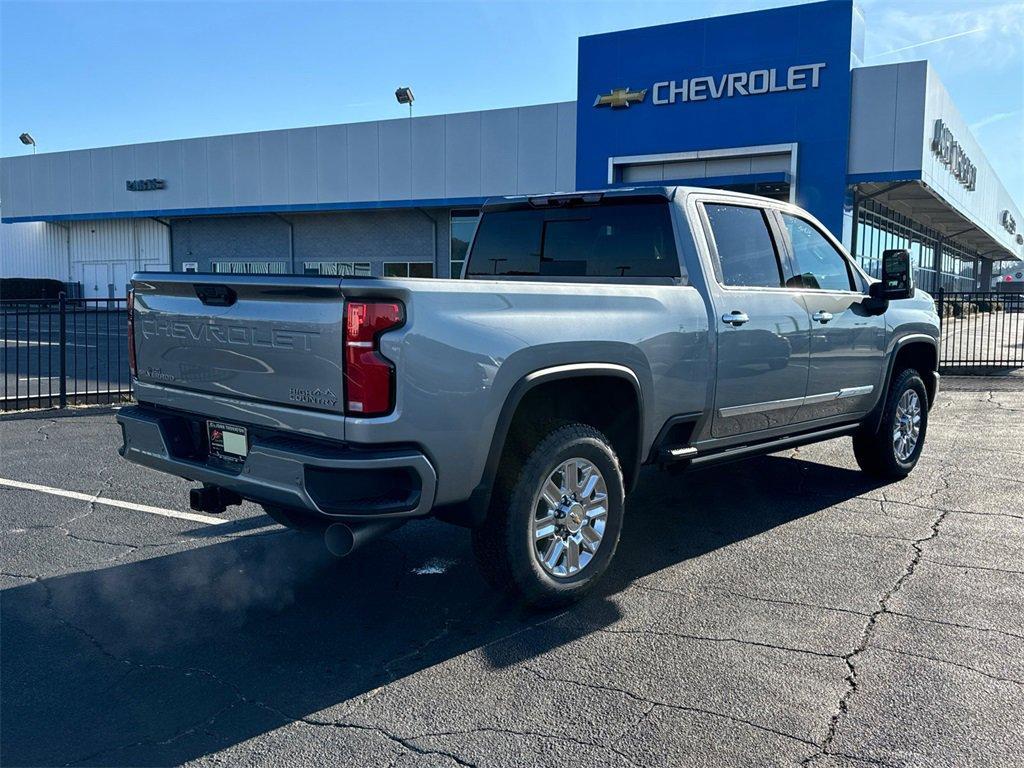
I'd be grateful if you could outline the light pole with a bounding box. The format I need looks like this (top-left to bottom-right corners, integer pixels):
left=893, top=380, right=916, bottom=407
left=395, top=87, right=414, bottom=119
left=19, top=132, right=37, bottom=154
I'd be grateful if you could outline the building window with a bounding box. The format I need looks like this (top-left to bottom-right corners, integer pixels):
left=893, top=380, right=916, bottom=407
left=211, top=261, right=288, bottom=275
left=384, top=262, right=435, bottom=278
left=854, top=198, right=984, bottom=293
left=450, top=210, right=479, bottom=278
left=303, top=261, right=371, bottom=277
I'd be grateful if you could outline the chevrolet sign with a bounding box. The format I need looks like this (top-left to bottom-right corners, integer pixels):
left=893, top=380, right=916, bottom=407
left=594, top=63, right=827, bottom=109
left=594, top=88, right=647, bottom=108
left=653, top=63, right=826, bottom=105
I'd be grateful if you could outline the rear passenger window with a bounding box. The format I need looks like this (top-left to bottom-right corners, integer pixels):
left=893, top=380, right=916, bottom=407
left=703, top=204, right=783, bottom=288
left=780, top=213, right=854, bottom=291
left=465, top=201, right=680, bottom=279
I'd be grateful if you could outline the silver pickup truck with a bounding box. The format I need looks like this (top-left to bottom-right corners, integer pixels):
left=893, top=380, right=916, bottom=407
left=118, top=187, right=940, bottom=606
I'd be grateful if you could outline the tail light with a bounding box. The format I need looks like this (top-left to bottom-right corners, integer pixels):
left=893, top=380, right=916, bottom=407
left=127, top=289, right=138, bottom=378
left=344, top=301, right=404, bottom=416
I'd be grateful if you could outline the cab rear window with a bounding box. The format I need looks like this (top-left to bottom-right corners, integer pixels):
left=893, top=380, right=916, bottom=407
left=465, top=201, right=680, bottom=279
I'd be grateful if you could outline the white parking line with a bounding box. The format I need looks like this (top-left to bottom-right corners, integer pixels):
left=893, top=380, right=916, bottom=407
left=0, top=477, right=227, bottom=525
left=2, top=340, right=95, bottom=348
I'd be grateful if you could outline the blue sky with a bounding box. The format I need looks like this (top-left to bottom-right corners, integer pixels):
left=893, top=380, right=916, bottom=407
left=2, top=0, right=1021, bottom=201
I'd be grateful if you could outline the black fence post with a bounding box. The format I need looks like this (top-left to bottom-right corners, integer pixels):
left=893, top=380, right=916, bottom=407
left=58, top=292, right=67, bottom=409
left=935, top=287, right=944, bottom=331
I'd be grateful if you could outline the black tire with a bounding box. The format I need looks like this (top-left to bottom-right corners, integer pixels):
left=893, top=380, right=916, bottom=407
left=471, top=423, right=625, bottom=608
left=853, top=368, right=929, bottom=479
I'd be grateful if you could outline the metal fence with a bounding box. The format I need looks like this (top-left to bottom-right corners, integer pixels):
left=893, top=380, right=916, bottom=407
left=2, top=289, right=1020, bottom=412
left=935, top=290, right=1024, bottom=373
left=1, top=295, right=132, bottom=412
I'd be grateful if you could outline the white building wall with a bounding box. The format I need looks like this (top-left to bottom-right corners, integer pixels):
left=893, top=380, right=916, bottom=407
left=920, top=65, right=1022, bottom=259
left=0, top=220, right=70, bottom=279
left=849, top=61, right=1023, bottom=260
left=0, top=102, right=578, bottom=221
left=68, top=218, right=170, bottom=297
left=847, top=61, right=928, bottom=177
left=68, top=218, right=169, bottom=268
left=0, top=215, right=172, bottom=291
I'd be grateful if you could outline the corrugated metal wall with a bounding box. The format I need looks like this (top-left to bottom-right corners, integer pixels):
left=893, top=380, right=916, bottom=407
left=0, top=220, right=70, bottom=279
left=1, top=217, right=170, bottom=283
left=68, top=218, right=170, bottom=297
left=1, top=102, right=578, bottom=221
left=68, top=218, right=170, bottom=268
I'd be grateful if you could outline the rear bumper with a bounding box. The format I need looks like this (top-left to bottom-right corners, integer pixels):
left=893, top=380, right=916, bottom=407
left=117, top=404, right=437, bottom=520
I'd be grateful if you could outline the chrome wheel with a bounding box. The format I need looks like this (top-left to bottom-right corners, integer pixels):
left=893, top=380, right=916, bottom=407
left=892, top=389, right=922, bottom=462
left=532, top=458, right=608, bottom=578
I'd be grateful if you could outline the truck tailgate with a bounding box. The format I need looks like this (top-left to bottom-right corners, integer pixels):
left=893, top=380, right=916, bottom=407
left=132, top=274, right=346, bottom=412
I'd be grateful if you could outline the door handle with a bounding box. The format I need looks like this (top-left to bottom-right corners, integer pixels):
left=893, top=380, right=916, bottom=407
left=721, top=311, right=749, bottom=327
left=812, top=311, right=833, bottom=324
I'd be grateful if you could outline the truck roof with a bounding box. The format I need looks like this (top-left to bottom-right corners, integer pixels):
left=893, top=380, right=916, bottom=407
left=482, top=185, right=781, bottom=211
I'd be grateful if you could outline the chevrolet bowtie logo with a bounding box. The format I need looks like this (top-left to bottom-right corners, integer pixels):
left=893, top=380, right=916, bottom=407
left=594, top=87, right=647, bottom=109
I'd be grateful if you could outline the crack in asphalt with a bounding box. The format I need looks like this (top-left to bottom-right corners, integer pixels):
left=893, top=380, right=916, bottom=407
left=800, top=463, right=957, bottom=767
left=23, top=577, right=269, bottom=767
left=922, top=558, right=1024, bottom=577
left=66, top=702, right=248, bottom=767
left=522, top=666, right=817, bottom=747
left=278, top=717, right=479, bottom=768
left=1, top=473, right=219, bottom=568
left=594, top=625, right=849, bottom=661
left=37, top=563, right=575, bottom=768
left=47, top=603, right=479, bottom=768
left=384, top=723, right=644, bottom=768
left=984, top=390, right=1024, bottom=414
left=814, top=752, right=900, bottom=767
left=905, top=504, right=1024, bottom=522
left=34, top=420, right=56, bottom=440
left=634, top=583, right=873, bottom=618
left=716, top=589, right=874, bottom=619
left=1, top=570, right=41, bottom=581
left=869, top=646, right=1024, bottom=687
left=886, top=610, right=1024, bottom=643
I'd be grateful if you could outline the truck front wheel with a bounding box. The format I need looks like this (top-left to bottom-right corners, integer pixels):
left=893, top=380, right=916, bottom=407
left=472, top=423, right=625, bottom=608
left=853, top=367, right=929, bottom=479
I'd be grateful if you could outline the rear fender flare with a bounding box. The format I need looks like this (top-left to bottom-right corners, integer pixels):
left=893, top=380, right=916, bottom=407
left=433, top=363, right=644, bottom=528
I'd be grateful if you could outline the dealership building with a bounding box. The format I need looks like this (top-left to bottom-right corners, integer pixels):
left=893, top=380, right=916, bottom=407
left=2, top=0, right=1021, bottom=297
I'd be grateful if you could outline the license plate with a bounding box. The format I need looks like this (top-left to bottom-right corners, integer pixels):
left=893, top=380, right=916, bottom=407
left=208, top=421, right=248, bottom=461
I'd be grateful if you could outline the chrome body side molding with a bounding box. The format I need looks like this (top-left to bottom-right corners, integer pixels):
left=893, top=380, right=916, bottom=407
left=837, top=385, right=874, bottom=399
left=718, top=385, right=874, bottom=418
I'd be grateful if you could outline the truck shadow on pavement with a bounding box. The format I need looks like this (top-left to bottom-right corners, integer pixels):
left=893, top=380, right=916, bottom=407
left=1, top=453, right=885, bottom=766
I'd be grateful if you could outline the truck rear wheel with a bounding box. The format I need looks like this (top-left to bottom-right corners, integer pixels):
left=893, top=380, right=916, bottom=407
left=471, top=423, right=625, bottom=608
left=853, top=367, right=928, bottom=479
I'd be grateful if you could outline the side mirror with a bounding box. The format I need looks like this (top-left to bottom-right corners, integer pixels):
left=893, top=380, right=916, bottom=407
left=873, top=249, right=916, bottom=301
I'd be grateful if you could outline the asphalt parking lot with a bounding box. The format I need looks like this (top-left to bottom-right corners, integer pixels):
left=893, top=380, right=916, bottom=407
left=2, top=377, right=1022, bottom=767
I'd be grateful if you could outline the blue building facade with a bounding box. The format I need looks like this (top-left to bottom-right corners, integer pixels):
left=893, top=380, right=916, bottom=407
left=577, top=1, right=859, bottom=237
